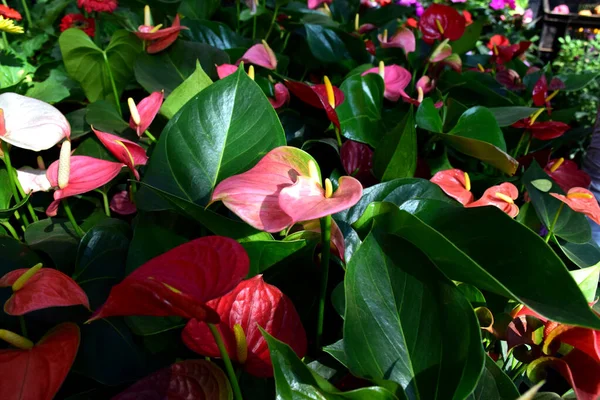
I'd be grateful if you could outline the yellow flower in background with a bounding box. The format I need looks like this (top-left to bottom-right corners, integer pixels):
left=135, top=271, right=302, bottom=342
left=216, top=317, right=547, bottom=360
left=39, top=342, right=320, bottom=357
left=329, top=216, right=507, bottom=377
left=0, top=16, right=23, bottom=34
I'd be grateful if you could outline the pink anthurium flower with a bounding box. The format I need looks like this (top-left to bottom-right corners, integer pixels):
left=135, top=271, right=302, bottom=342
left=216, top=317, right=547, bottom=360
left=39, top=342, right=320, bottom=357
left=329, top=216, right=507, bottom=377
left=211, top=146, right=362, bottom=233
left=466, top=182, right=519, bottom=218
left=17, top=166, right=51, bottom=193
left=135, top=14, right=186, bottom=54
left=377, top=28, right=415, bottom=54
left=550, top=187, right=600, bottom=225
left=429, top=40, right=462, bottom=72
left=110, top=190, right=137, bottom=215
left=269, top=83, right=290, bottom=110
left=416, top=76, right=435, bottom=94
left=217, top=64, right=239, bottom=79
left=285, top=78, right=344, bottom=129
left=93, top=128, right=148, bottom=180
left=45, top=156, right=125, bottom=217
left=88, top=237, right=249, bottom=323
left=182, top=275, right=307, bottom=378
left=128, top=91, right=164, bottom=137
left=238, top=41, right=277, bottom=70
left=362, top=62, right=412, bottom=102
left=430, top=168, right=474, bottom=205
left=308, top=0, right=332, bottom=9
left=0, top=93, right=70, bottom=152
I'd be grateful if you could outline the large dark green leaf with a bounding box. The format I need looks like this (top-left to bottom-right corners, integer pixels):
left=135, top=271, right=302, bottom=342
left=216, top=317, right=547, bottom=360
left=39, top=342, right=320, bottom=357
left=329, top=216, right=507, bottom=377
left=137, top=67, right=286, bottom=210
left=343, top=231, right=484, bottom=399
left=85, top=100, right=129, bottom=134
left=466, top=356, right=519, bottom=400
left=182, top=19, right=252, bottom=50
left=361, top=4, right=410, bottom=25
left=449, top=21, right=483, bottom=55
left=415, top=98, right=443, bottom=133
left=558, top=239, right=600, bottom=269
left=263, top=330, right=398, bottom=399
left=25, top=218, right=81, bottom=269
left=160, top=61, right=213, bottom=119
left=178, top=0, right=220, bottom=19
left=242, top=239, right=308, bottom=277
left=449, top=106, right=506, bottom=151
left=337, top=73, right=385, bottom=147
left=0, top=236, right=42, bottom=275
left=522, top=162, right=591, bottom=244
left=440, top=134, right=518, bottom=175
left=489, top=107, right=538, bottom=127
left=557, top=72, right=600, bottom=91
left=60, top=29, right=141, bottom=103
left=373, top=109, right=416, bottom=181
left=305, top=24, right=350, bottom=64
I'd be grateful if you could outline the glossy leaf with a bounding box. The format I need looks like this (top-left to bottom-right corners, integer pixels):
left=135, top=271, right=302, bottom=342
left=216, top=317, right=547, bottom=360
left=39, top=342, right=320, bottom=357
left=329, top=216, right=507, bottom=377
left=25, top=218, right=82, bottom=268
left=182, top=19, right=252, bottom=49
left=86, top=100, right=129, bottom=134
left=440, top=134, right=518, bottom=175
left=416, top=98, right=443, bottom=133
left=450, top=20, right=483, bottom=55
left=489, top=106, right=539, bottom=127
left=305, top=24, right=349, bottom=64
left=466, top=356, right=519, bottom=400
left=160, top=61, right=212, bottom=119
left=241, top=239, right=308, bottom=277
left=557, top=72, right=600, bottom=91
left=558, top=239, right=600, bottom=269
left=449, top=106, right=507, bottom=150
left=373, top=109, right=416, bottom=181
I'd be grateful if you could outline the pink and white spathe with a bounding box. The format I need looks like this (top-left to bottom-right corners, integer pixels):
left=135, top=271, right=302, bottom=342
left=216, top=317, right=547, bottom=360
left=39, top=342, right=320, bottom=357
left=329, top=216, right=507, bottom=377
left=361, top=63, right=412, bottom=102
left=128, top=91, right=163, bottom=137
left=0, top=93, right=70, bottom=152
left=238, top=41, right=277, bottom=70
left=216, top=64, right=239, bottom=79
left=17, top=167, right=52, bottom=194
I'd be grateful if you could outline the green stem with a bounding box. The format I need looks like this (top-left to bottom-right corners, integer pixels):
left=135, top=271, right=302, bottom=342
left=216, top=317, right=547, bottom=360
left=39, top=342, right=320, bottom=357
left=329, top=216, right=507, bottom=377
left=19, top=316, right=27, bottom=337
left=545, top=202, right=564, bottom=243
left=62, top=199, right=85, bottom=238
left=334, top=127, right=342, bottom=148
left=509, top=362, right=527, bottom=381
left=94, top=13, right=102, bottom=46
left=208, top=324, right=243, bottom=400
left=512, top=130, right=528, bottom=158
left=1, top=221, right=19, bottom=240
left=265, top=5, right=280, bottom=41
left=2, top=141, right=29, bottom=227
left=12, top=170, right=38, bottom=222
left=96, top=190, right=111, bottom=217
left=316, top=214, right=332, bottom=350
left=1, top=32, right=8, bottom=51
left=281, top=32, right=291, bottom=53
left=144, top=130, right=157, bottom=143
left=236, top=0, right=241, bottom=32
left=522, top=136, right=532, bottom=156
left=20, top=0, right=33, bottom=29
left=102, top=52, right=122, bottom=117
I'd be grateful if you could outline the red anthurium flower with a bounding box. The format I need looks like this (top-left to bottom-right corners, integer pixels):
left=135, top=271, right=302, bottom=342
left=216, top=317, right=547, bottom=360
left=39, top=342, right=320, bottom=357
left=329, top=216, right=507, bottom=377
left=513, top=118, right=570, bottom=141
left=364, top=39, right=376, bottom=56
left=496, top=68, right=525, bottom=91
left=544, top=158, right=591, bottom=193
left=487, top=34, right=510, bottom=49
left=419, top=4, right=465, bottom=44
left=77, top=0, right=117, bottom=13
left=358, top=24, right=376, bottom=35
left=113, top=360, right=232, bottom=399
left=110, top=190, right=137, bottom=215
left=462, top=10, right=472, bottom=25
left=238, top=41, right=277, bottom=70
left=285, top=78, right=344, bottom=129
left=430, top=169, right=474, bottom=205
left=532, top=75, right=565, bottom=108
left=406, top=17, right=418, bottom=28
left=93, top=128, right=148, bottom=180
left=217, top=64, right=238, bottom=79
left=0, top=5, right=22, bottom=20
left=45, top=155, right=124, bottom=217
left=550, top=187, right=600, bottom=224
left=182, top=275, right=307, bottom=378
left=60, top=13, right=95, bottom=36
left=88, top=236, right=249, bottom=323
left=0, top=323, right=80, bottom=400
left=269, top=83, right=290, bottom=110
left=0, top=264, right=89, bottom=315
left=362, top=63, right=412, bottom=102
left=341, top=140, right=376, bottom=187
left=491, top=40, right=531, bottom=64
left=211, top=146, right=362, bottom=232
left=466, top=182, right=519, bottom=217
left=308, top=0, right=332, bottom=9
left=416, top=75, right=435, bottom=94
left=135, top=14, right=186, bottom=54
left=377, top=28, right=415, bottom=54
left=128, top=91, right=164, bottom=137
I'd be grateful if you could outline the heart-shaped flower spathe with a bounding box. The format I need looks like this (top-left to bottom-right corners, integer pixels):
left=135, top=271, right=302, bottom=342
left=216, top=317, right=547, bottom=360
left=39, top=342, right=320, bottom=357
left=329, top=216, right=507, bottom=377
left=419, top=4, right=465, bottom=44
left=93, top=128, right=148, bottom=179
left=284, top=78, right=344, bottom=129
left=238, top=41, right=277, bottom=70
left=430, top=168, right=474, bottom=205
left=550, top=187, right=600, bottom=225
left=377, top=27, right=415, bottom=54
left=88, top=236, right=249, bottom=323
left=361, top=63, right=412, bottom=102
left=466, top=182, right=520, bottom=218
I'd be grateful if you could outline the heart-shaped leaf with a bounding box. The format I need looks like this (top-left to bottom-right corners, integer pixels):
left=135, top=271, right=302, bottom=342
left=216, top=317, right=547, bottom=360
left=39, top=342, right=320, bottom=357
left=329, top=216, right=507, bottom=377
left=373, top=108, right=417, bottom=181
left=448, top=106, right=507, bottom=151
left=160, top=61, right=212, bottom=119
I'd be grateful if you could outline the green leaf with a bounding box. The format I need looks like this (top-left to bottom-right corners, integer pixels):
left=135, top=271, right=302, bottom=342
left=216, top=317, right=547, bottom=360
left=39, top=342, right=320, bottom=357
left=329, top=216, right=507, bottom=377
left=439, top=134, right=518, bottom=175
left=450, top=21, right=483, bottom=55
left=337, top=73, right=385, bottom=147
left=66, top=108, right=90, bottom=139
left=137, top=67, right=286, bottom=210
left=522, top=162, right=591, bottom=244
left=25, top=68, right=72, bottom=104
left=466, top=356, right=519, bottom=400
left=489, top=106, right=539, bottom=127
left=85, top=100, right=129, bottom=134
left=241, top=239, right=308, bottom=277
left=0, top=192, right=31, bottom=220
left=557, top=72, right=600, bottom=91
left=25, top=218, right=81, bottom=270
left=0, top=169, right=11, bottom=210
left=305, top=24, right=350, bottom=64
left=0, top=235, right=41, bottom=275
left=569, top=263, right=600, bottom=303
left=361, top=4, right=410, bottom=25
left=558, top=238, right=600, bottom=268
left=531, top=179, right=552, bottom=192
left=416, top=98, right=443, bottom=133
left=182, top=19, right=252, bottom=50
left=449, top=106, right=506, bottom=150
left=178, top=0, right=220, bottom=19
left=262, top=329, right=399, bottom=399
left=343, top=230, right=484, bottom=398
left=160, top=61, right=212, bottom=119
left=60, top=29, right=141, bottom=103
left=373, top=110, right=416, bottom=181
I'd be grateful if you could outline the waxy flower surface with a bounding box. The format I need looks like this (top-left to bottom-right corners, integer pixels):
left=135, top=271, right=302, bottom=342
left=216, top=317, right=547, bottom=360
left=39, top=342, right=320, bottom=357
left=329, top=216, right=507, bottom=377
left=93, top=128, right=148, bottom=179
left=431, top=169, right=474, bottom=205
left=513, top=118, right=570, bottom=140
left=362, top=63, right=412, bottom=102
left=110, top=190, right=137, bottom=215
left=466, top=182, right=519, bottom=218
left=285, top=78, right=345, bottom=129
left=239, top=41, right=278, bottom=70
left=544, top=158, right=591, bottom=193
left=128, top=91, right=164, bottom=137
left=377, top=28, right=415, bottom=54
left=135, top=14, right=186, bottom=54
left=550, top=187, right=600, bottom=224
left=419, top=4, right=465, bottom=44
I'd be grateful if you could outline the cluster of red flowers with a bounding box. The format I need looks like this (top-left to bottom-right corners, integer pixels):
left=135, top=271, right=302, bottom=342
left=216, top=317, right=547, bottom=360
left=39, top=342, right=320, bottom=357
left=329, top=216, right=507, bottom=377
left=76, top=0, right=118, bottom=13
left=59, top=14, right=95, bottom=37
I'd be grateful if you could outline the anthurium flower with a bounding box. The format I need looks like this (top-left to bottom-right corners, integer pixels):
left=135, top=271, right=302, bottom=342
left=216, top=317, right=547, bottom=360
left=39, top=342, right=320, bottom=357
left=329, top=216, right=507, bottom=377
left=17, top=166, right=51, bottom=193
left=489, top=39, right=531, bottom=64
left=308, top=0, right=332, bottom=9
left=430, top=168, right=474, bottom=205
left=361, top=62, right=411, bottom=102
left=135, top=14, right=186, bottom=54
left=550, top=187, right=600, bottom=224
left=419, top=4, right=466, bottom=44
left=0, top=264, right=89, bottom=315
left=211, top=146, right=362, bottom=232
left=377, top=28, right=415, bottom=54
left=238, top=41, right=278, bottom=70
left=88, top=236, right=249, bottom=322
left=429, top=40, right=462, bottom=72
left=487, top=34, right=510, bottom=49
left=113, top=360, right=232, bottom=399
left=416, top=75, right=435, bottom=94
left=45, top=156, right=125, bottom=216
left=110, top=190, right=137, bottom=215
left=364, top=39, right=376, bottom=55
left=128, top=91, right=164, bottom=137
left=341, top=140, right=376, bottom=186
left=293, top=219, right=347, bottom=261
left=0, top=93, right=70, bottom=152
left=466, top=182, right=519, bottom=217
left=285, top=78, right=344, bottom=129
left=532, top=75, right=565, bottom=108
left=544, top=158, right=591, bottom=193
left=0, top=323, right=80, bottom=400
left=496, top=68, right=525, bottom=91
left=512, top=118, right=570, bottom=141
left=217, top=64, right=239, bottom=79
left=182, top=275, right=307, bottom=378
left=93, top=128, right=148, bottom=179
left=269, top=83, right=290, bottom=110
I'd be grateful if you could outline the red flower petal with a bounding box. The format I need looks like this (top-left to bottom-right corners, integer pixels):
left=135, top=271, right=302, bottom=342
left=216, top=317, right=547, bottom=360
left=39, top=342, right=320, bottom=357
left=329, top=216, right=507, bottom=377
left=466, top=182, right=520, bottom=217
left=129, top=91, right=164, bottom=136
left=506, top=315, right=544, bottom=360
left=93, top=128, right=148, bottom=179
left=135, top=14, right=183, bottom=41
left=340, top=140, right=376, bottom=186
left=430, top=169, right=474, bottom=205
left=238, top=43, right=278, bottom=70
left=182, top=275, right=307, bottom=378
left=0, top=5, right=22, bottom=20
left=544, top=159, right=591, bottom=193
left=0, top=323, right=80, bottom=400
left=532, top=75, right=548, bottom=107
left=284, top=80, right=344, bottom=129
left=487, top=34, right=510, bottom=49
left=269, top=83, right=290, bottom=110
left=419, top=4, right=465, bottom=43
left=550, top=187, right=600, bottom=225
left=89, top=236, right=249, bottom=322
left=529, top=120, right=570, bottom=140
left=544, top=324, right=600, bottom=363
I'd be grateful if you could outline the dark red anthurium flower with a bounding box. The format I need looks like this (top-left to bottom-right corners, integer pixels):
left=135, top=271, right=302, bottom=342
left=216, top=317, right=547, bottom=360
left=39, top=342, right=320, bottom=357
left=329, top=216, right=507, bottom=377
left=182, top=275, right=307, bottom=378
left=285, top=77, right=344, bottom=129
left=544, top=158, right=591, bottom=193
left=0, top=263, right=89, bottom=315
left=430, top=168, right=474, bottom=205
left=341, top=140, right=376, bottom=187
left=532, top=75, right=565, bottom=108
left=489, top=38, right=531, bottom=64
left=113, top=360, right=232, bottom=399
left=93, top=128, right=148, bottom=180
left=269, top=83, right=290, bottom=110
left=0, top=5, right=22, bottom=20
left=419, top=4, right=465, bottom=44
left=88, top=236, right=249, bottom=323
left=550, top=187, right=600, bottom=225
left=0, top=323, right=80, bottom=400
left=110, top=190, right=137, bottom=215
left=135, top=14, right=186, bottom=54
left=466, top=182, right=519, bottom=218
left=496, top=68, right=525, bottom=91
left=364, top=39, right=376, bottom=56
left=512, top=118, right=570, bottom=141
left=487, top=34, right=510, bottom=49
left=128, top=91, right=164, bottom=137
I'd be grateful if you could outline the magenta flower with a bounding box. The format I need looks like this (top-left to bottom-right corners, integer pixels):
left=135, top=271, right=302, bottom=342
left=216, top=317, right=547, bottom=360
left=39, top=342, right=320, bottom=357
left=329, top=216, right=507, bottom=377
left=308, top=0, right=332, bottom=9
left=416, top=76, right=435, bottom=94
left=135, top=14, right=186, bottom=54
left=269, top=83, right=290, bottom=110
left=110, top=190, right=137, bottom=215
left=490, top=0, right=516, bottom=10
left=238, top=41, right=277, bottom=70
left=128, top=91, right=163, bottom=137
left=216, top=64, right=239, bottom=79
left=93, top=128, right=148, bottom=179
left=377, top=28, right=415, bottom=54
left=362, top=63, right=412, bottom=102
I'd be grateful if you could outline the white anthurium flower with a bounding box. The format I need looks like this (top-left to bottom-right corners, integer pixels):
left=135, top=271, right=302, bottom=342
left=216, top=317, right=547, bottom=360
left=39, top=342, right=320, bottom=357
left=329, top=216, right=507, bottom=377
left=0, top=93, right=70, bottom=152
left=17, top=167, right=52, bottom=194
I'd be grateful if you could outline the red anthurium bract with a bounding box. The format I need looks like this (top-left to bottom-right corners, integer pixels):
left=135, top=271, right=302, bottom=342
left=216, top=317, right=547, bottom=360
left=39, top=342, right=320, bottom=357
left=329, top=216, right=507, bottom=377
left=377, top=28, right=415, bottom=54
left=488, top=38, right=531, bottom=64
left=182, top=275, right=307, bottom=378
left=513, top=118, right=570, bottom=140
left=135, top=14, right=186, bottom=54
left=430, top=169, right=474, bottom=205
left=238, top=41, right=278, bottom=70
left=129, top=91, right=164, bottom=137
left=110, top=190, right=137, bottom=215
left=285, top=80, right=344, bottom=129
left=419, top=4, right=465, bottom=44
left=341, top=140, right=376, bottom=186
left=496, top=69, right=525, bottom=91
left=466, top=182, right=520, bottom=218
left=0, top=323, right=80, bottom=400
left=362, top=64, right=412, bottom=102
left=0, top=266, right=89, bottom=315
left=88, top=236, right=249, bottom=323
left=550, top=187, right=600, bottom=224
left=45, top=156, right=124, bottom=217
left=544, top=158, right=591, bottom=193
left=93, top=128, right=148, bottom=179
left=269, top=83, right=290, bottom=110
left=532, top=75, right=565, bottom=107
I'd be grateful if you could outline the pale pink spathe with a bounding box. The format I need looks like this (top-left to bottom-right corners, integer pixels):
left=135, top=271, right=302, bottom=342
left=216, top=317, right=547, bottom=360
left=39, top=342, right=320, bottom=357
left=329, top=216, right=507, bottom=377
left=378, top=28, right=415, bottom=54
left=238, top=43, right=277, bottom=70
left=362, top=64, right=412, bottom=102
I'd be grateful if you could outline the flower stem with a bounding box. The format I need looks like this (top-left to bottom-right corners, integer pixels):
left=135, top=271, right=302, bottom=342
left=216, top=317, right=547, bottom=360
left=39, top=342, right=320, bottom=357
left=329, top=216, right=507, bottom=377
left=102, top=52, right=122, bottom=117
left=512, top=131, right=528, bottom=158
left=334, top=127, right=342, bottom=148
left=236, top=0, right=241, bottom=32
left=12, top=170, right=38, bottom=222
left=20, top=0, right=33, bottom=29
left=96, top=190, right=111, bottom=217
left=545, top=202, right=564, bottom=243
left=62, top=199, right=85, bottom=238
left=522, top=136, right=533, bottom=156
left=1, top=141, right=29, bottom=227
left=144, top=130, right=157, bottom=143
left=1, top=221, right=19, bottom=240
left=316, top=214, right=332, bottom=350
left=265, top=5, right=280, bottom=41
left=208, top=323, right=243, bottom=400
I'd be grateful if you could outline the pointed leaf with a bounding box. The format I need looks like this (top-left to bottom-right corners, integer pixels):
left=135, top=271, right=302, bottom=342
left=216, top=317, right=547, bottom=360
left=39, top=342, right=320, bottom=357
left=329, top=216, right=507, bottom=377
left=160, top=61, right=213, bottom=119
left=373, top=109, right=417, bottom=181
